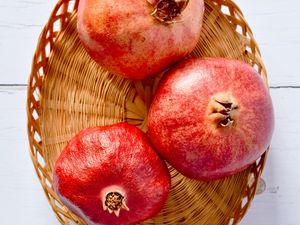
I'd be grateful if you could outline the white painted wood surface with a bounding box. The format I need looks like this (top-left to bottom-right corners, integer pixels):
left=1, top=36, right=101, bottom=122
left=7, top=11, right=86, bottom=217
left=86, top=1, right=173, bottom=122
left=0, top=0, right=299, bottom=225
left=0, top=0, right=56, bottom=84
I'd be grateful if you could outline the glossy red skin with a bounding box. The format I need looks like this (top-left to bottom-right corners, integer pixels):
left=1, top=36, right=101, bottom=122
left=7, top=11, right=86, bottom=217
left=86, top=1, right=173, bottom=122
left=77, top=0, right=204, bottom=80
left=147, top=58, right=274, bottom=181
left=53, top=122, right=171, bottom=225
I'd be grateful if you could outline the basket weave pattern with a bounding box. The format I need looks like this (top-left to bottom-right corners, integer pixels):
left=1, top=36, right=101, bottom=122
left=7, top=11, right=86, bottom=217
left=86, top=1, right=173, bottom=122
left=27, top=0, right=268, bottom=224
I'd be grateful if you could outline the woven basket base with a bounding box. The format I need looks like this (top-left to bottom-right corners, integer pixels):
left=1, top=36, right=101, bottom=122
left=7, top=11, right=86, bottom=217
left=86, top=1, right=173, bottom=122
left=27, top=0, right=268, bottom=224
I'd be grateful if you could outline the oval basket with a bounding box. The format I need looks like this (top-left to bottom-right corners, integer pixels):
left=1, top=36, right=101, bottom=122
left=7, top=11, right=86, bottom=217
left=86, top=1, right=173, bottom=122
left=27, top=0, right=269, bottom=224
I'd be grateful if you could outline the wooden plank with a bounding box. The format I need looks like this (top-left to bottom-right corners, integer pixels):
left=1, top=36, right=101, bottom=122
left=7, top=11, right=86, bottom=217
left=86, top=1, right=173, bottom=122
left=0, top=0, right=56, bottom=84
left=0, top=86, right=299, bottom=224
left=1, top=0, right=299, bottom=86
left=0, top=86, right=58, bottom=225
left=234, top=0, right=300, bottom=86
left=241, top=87, right=300, bottom=225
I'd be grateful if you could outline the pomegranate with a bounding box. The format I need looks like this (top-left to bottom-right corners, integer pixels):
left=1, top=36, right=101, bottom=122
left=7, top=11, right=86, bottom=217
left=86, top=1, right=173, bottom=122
left=77, top=0, right=204, bottom=80
left=53, top=122, right=171, bottom=225
left=147, top=58, right=274, bottom=181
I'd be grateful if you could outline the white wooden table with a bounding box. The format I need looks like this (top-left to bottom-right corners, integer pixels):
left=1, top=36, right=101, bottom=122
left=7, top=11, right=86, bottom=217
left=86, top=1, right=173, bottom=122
left=0, top=0, right=299, bottom=224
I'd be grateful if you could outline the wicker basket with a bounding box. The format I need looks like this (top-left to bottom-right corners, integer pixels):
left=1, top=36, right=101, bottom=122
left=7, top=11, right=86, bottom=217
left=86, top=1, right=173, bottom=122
left=27, top=0, right=269, bottom=224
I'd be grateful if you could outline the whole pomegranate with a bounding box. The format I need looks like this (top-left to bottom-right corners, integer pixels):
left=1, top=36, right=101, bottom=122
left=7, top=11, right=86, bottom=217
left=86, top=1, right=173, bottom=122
left=53, top=122, right=171, bottom=225
left=77, top=0, right=205, bottom=80
left=147, top=58, right=274, bottom=181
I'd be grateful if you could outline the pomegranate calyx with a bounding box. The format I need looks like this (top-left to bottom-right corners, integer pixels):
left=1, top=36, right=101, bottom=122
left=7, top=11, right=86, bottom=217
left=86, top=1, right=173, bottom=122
left=150, top=0, right=190, bottom=24
left=208, top=93, right=238, bottom=128
left=103, top=192, right=130, bottom=217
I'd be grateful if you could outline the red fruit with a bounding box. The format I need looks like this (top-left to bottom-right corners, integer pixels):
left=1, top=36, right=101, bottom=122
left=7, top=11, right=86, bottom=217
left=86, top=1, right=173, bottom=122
left=53, top=122, right=170, bottom=225
left=77, top=0, right=204, bottom=80
left=147, top=58, right=274, bottom=181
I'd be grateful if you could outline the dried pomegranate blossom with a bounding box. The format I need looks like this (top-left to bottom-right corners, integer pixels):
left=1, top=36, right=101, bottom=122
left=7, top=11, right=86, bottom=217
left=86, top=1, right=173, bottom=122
left=208, top=93, right=239, bottom=128
left=104, top=191, right=129, bottom=216
left=151, top=0, right=190, bottom=23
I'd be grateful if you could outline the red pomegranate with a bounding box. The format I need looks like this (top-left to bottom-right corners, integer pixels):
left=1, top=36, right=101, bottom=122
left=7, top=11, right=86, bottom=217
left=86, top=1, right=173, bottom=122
left=77, top=0, right=204, bottom=80
left=147, top=58, right=274, bottom=181
left=53, top=122, right=171, bottom=225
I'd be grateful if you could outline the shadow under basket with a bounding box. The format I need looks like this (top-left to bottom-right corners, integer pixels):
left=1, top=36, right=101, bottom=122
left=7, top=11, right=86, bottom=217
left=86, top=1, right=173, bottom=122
left=27, top=0, right=269, bottom=224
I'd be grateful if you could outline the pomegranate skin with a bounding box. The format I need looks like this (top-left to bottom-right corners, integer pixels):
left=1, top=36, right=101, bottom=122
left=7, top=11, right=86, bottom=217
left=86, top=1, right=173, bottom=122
left=77, top=0, right=204, bottom=80
left=147, top=58, right=274, bottom=181
left=53, top=122, right=171, bottom=225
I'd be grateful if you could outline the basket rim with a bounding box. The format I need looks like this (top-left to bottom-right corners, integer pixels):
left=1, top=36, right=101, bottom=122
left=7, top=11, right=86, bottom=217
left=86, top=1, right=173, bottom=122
left=26, top=0, right=269, bottom=224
